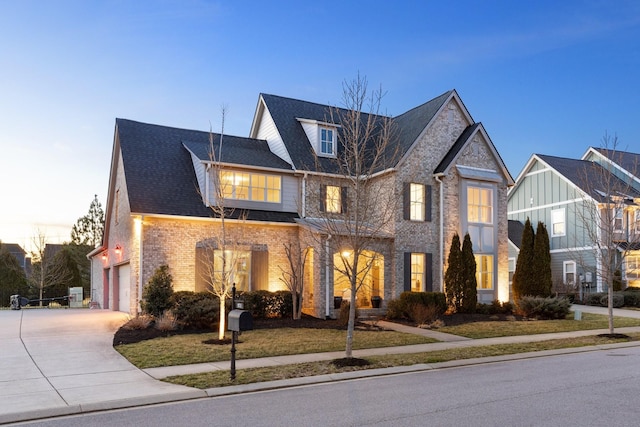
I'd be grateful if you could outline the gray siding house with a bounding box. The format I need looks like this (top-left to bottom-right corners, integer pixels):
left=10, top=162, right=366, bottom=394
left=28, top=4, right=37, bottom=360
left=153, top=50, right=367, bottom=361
left=508, top=148, right=640, bottom=294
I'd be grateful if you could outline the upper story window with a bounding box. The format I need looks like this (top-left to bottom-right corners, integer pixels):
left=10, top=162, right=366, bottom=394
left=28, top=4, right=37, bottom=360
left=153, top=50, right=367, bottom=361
left=320, top=127, right=335, bottom=156
left=324, top=185, right=342, bottom=213
left=410, top=183, right=425, bottom=221
left=551, top=208, right=565, bottom=237
left=635, top=210, right=640, bottom=234
left=613, top=207, right=624, bottom=232
left=219, top=171, right=281, bottom=203
left=467, top=186, right=492, bottom=224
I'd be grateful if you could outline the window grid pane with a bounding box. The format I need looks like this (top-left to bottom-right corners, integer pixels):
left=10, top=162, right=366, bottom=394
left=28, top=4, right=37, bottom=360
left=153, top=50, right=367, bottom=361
left=410, top=183, right=424, bottom=221
left=468, top=187, right=492, bottom=224
left=326, top=185, right=341, bottom=213
left=218, top=171, right=281, bottom=203
left=475, top=255, right=493, bottom=289
left=411, top=253, right=425, bottom=292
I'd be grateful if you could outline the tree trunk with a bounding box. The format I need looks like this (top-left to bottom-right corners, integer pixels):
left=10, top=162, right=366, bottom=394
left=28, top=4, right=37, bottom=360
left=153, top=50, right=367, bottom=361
left=292, top=291, right=299, bottom=320
left=219, top=296, right=226, bottom=340
left=345, top=284, right=357, bottom=358
left=608, top=284, right=614, bottom=335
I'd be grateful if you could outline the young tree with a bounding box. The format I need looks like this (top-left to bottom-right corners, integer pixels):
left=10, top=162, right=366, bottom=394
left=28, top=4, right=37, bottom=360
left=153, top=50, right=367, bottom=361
left=532, top=221, right=552, bottom=297
left=198, top=106, right=247, bottom=340
left=71, top=195, right=105, bottom=247
left=574, top=134, right=640, bottom=335
left=445, top=233, right=463, bottom=312
left=278, top=241, right=309, bottom=320
left=513, top=218, right=535, bottom=300
left=313, top=75, right=399, bottom=359
left=461, top=232, right=477, bottom=313
left=29, top=230, right=73, bottom=305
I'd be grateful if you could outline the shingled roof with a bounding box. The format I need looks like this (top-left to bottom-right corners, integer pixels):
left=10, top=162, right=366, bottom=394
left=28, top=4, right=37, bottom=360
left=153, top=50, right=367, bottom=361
left=537, top=154, right=640, bottom=202
left=116, top=119, right=298, bottom=223
left=260, top=91, right=453, bottom=173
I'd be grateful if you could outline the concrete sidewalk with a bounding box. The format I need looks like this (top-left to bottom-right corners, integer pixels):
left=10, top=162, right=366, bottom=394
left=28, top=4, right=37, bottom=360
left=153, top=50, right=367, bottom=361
left=2, top=305, right=639, bottom=424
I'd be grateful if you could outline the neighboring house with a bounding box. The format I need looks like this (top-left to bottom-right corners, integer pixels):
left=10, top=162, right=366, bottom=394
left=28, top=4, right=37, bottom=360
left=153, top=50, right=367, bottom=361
left=1, top=243, right=31, bottom=277
left=89, top=89, right=514, bottom=316
left=507, top=148, right=640, bottom=294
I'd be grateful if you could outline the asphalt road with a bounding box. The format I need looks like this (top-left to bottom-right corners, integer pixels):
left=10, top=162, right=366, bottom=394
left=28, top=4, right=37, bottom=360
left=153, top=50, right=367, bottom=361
left=12, top=344, right=640, bottom=427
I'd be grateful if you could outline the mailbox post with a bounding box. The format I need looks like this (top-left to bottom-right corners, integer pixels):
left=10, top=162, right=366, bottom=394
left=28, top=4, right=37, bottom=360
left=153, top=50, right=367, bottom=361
left=228, top=284, right=253, bottom=381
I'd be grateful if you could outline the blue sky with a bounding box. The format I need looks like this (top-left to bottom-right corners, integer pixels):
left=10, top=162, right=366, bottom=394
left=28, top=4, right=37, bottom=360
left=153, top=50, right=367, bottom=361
left=1, top=0, right=639, bottom=252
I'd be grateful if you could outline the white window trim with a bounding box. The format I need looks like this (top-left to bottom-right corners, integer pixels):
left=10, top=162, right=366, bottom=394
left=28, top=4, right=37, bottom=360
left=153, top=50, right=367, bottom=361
left=635, top=209, right=640, bottom=234
left=409, top=183, right=425, bottom=221
left=563, top=260, right=576, bottom=285
left=318, top=126, right=336, bottom=157
left=612, top=207, right=624, bottom=233
left=551, top=208, right=566, bottom=237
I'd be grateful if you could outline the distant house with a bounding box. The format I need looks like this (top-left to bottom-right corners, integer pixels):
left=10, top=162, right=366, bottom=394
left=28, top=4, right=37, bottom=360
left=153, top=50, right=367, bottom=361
left=508, top=148, right=640, bottom=293
left=89, top=89, right=513, bottom=316
left=1, top=243, right=31, bottom=277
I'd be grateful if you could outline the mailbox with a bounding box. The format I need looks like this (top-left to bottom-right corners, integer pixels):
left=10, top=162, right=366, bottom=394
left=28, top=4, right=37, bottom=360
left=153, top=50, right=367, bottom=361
left=228, top=309, right=253, bottom=332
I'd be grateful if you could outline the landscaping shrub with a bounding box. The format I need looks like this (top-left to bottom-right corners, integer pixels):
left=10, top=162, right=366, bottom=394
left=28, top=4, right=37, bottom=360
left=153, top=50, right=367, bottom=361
left=408, top=303, right=440, bottom=326
left=170, top=291, right=219, bottom=329
left=476, top=300, right=514, bottom=315
left=385, top=292, right=446, bottom=322
left=599, top=293, right=625, bottom=308
left=241, top=290, right=293, bottom=319
left=338, top=300, right=358, bottom=327
left=121, top=315, right=153, bottom=330
left=155, top=311, right=178, bottom=332
left=584, top=292, right=605, bottom=306
left=622, top=290, right=640, bottom=308
left=141, top=265, right=174, bottom=317
left=515, top=296, right=571, bottom=319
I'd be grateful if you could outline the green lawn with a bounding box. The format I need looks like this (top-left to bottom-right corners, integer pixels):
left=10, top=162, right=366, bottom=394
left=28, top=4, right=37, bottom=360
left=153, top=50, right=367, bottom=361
left=115, top=327, right=435, bottom=369
left=438, top=312, right=640, bottom=338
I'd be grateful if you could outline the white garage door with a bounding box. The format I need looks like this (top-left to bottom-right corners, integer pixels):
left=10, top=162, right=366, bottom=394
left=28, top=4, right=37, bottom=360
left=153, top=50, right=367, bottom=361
left=118, top=264, right=131, bottom=313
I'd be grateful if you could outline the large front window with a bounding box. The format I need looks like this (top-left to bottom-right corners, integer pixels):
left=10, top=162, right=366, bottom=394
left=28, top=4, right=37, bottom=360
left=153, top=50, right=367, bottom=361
left=411, top=253, right=425, bottom=292
left=219, top=171, right=281, bottom=203
left=467, top=187, right=492, bottom=224
left=214, top=249, right=251, bottom=291
left=475, top=255, right=493, bottom=289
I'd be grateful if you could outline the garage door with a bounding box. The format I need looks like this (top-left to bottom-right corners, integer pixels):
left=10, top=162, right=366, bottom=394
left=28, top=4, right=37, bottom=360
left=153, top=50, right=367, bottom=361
left=118, top=264, right=131, bottom=313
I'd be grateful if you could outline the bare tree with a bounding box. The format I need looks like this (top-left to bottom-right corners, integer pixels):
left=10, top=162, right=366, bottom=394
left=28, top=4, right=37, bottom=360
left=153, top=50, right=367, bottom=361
left=278, top=240, right=309, bottom=320
left=312, top=75, right=399, bottom=358
left=29, top=229, right=72, bottom=305
left=574, top=134, right=640, bottom=334
left=197, top=107, right=247, bottom=340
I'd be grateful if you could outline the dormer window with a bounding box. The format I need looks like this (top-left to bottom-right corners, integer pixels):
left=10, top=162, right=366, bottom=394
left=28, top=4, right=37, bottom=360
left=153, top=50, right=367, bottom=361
left=320, top=127, right=335, bottom=156
left=296, top=118, right=339, bottom=158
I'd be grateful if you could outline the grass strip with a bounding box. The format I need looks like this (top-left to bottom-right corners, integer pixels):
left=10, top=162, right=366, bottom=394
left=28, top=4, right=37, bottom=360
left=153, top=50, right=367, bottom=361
left=164, top=333, right=640, bottom=389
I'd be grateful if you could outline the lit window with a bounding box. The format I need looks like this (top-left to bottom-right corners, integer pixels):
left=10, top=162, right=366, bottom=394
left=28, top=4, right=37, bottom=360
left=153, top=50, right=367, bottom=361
left=563, top=261, right=576, bottom=285
left=551, top=208, right=565, bottom=237
left=627, top=256, right=640, bottom=281
left=320, top=127, right=335, bottom=155
left=410, top=183, right=425, bottom=221
left=214, top=250, right=251, bottom=291
left=325, top=185, right=341, bottom=213
left=467, top=187, right=492, bottom=224
left=411, top=253, right=425, bottom=292
left=218, top=171, right=281, bottom=203
left=475, top=255, right=493, bottom=289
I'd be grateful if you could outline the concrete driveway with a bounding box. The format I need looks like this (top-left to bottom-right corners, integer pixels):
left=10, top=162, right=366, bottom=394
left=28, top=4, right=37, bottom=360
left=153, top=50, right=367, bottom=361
left=0, top=309, right=204, bottom=424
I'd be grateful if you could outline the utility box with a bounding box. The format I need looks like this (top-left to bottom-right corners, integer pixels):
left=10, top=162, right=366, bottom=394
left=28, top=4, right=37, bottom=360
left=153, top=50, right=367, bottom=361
left=228, top=309, right=253, bottom=332
left=68, top=287, right=83, bottom=308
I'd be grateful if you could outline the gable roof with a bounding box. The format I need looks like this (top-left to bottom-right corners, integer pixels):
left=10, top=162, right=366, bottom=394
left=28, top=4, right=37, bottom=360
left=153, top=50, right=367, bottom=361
left=257, top=91, right=458, bottom=174
left=590, top=147, right=640, bottom=178
left=535, top=154, right=640, bottom=202
left=114, top=119, right=298, bottom=223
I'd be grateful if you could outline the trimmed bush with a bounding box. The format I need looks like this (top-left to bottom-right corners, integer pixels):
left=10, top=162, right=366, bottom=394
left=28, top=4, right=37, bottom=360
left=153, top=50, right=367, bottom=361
left=622, top=290, right=640, bottom=308
left=599, top=293, right=625, bottom=308
left=476, top=300, right=514, bottom=315
left=141, top=265, right=174, bottom=317
left=384, top=292, right=447, bottom=322
left=241, top=290, right=293, bottom=319
left=515, top=296, right=571, bottom=319
left=170, top=291, right=219, bottom=329
left=584, top=292, right=606, bottom=306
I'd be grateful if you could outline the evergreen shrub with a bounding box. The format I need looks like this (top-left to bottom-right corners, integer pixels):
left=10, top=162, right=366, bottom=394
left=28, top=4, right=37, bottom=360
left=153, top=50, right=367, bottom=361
left=515, top=296, right=571, bottom=319
left=141, top=265, right=174, bottom=317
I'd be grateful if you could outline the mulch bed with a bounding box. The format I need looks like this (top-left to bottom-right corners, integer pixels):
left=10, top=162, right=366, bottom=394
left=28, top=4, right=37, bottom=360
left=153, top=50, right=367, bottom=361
left=113, top=313, right=514, bottom=346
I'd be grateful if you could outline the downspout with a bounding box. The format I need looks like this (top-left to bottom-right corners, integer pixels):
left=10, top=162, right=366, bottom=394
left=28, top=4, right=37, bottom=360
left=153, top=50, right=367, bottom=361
left=302, top=172, right=308, bottom=218
left=325, top=234, right=332, bottom=319
left=137, top=215, right=144, bottom=315
left=434, top=173, right=445, bottom=292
